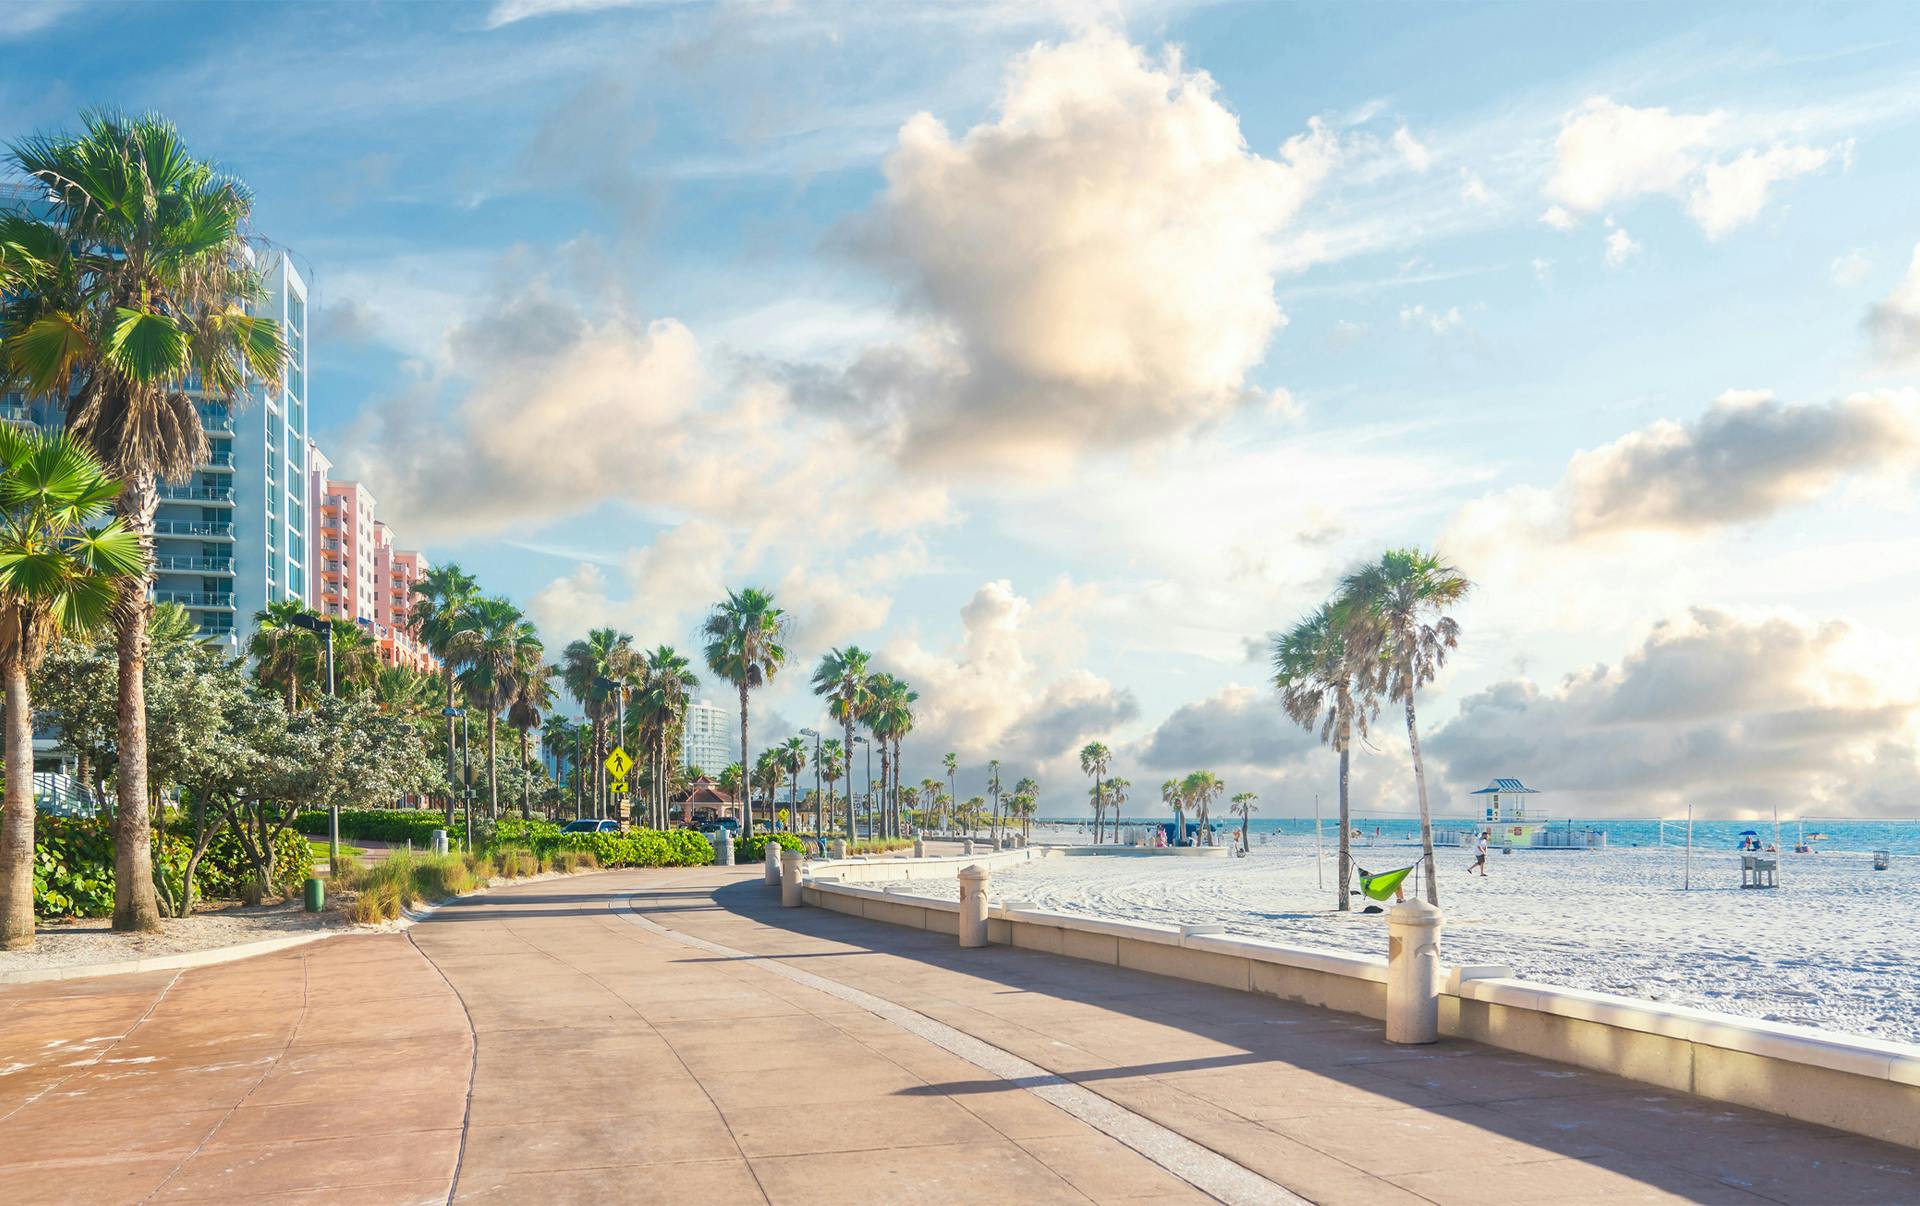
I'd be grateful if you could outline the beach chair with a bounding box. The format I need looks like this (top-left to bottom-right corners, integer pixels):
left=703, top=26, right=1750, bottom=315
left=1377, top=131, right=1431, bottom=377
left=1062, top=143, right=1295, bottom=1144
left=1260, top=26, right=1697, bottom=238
left=1740, top=854, right=1777, bottom=889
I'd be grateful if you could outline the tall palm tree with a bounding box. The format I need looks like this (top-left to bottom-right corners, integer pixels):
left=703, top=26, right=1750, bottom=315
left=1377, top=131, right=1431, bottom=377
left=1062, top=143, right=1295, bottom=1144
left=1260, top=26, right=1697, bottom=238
left=1274, top=601, right=1375, bottom=911
left=988, top=758, right=1002, bottom=843
left=942, top=752, right=957, bottom=834
left=1161, top=778, right=1184, bottom=842
left=1079, top=741, right=1111, bottom=844
left=1341, top=548, right=1471, bottom=906
left=508, top=657, right=553, bottom=820
left=1107, top=777, right=1131, bottom=838
left=1230, top=791, right=1259, bottom=852
left=819, top=737, right=845, bottom=836
left=459, top=597, right=542, bottom=819
left=776, top=736, right=809, bottom=831
left=866, top=673, right=916, bottom=840
left=320, top=617, right=381, bottom=695
left=410, top=563, right=482, bottom=825
left=541, top=714, right=578, bottom=816
left=248, top=599, right=313, bottom=709
left=811, top=646, right=872, bottom=840
left=560, top=627, right=635, bottom=821
left=1012, top=776, right=1038, bottom=841
left=4, top=114, right=287, bottom=933
left=1183, top=771, right=1223, bottom=845
left=0, top=428, right=143, bottom=949
left=702, top=588, right=789, bottom=839
left=635, top=645, right=697, bottom=829
left=920, top=777, right=944, bottom=831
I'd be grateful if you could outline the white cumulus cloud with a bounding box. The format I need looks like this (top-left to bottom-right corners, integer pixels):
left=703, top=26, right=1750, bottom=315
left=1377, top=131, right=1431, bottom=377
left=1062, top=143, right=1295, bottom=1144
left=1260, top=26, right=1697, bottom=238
left=1866, top=242, right=1920, bottom=369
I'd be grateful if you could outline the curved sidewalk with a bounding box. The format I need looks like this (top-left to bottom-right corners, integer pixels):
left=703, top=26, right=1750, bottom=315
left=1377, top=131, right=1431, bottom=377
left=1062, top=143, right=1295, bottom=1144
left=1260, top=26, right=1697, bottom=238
left=7, top=866, right=1918, bottom=1204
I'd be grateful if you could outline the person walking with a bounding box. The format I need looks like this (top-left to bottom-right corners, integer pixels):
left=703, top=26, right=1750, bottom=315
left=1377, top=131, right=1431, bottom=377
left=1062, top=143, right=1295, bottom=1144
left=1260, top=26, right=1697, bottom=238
left=1468, top=830, right=1490, bottom=876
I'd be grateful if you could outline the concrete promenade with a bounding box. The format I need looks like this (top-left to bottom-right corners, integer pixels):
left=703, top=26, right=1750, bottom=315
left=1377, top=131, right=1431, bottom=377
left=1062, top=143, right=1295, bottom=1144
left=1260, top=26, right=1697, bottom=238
left=4, top=862, right=1917, bottom=1204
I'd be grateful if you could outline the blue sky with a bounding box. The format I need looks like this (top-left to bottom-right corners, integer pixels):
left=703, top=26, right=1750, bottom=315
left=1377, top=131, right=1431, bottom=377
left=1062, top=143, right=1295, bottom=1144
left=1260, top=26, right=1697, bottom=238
left=10, top=0, right=1920, bottom=818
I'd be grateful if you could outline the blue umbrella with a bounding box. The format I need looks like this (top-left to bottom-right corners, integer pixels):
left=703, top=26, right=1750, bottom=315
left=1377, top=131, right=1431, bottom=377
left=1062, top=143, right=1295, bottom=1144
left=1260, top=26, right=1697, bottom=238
left=1739, top=829, right=1759, bottom=836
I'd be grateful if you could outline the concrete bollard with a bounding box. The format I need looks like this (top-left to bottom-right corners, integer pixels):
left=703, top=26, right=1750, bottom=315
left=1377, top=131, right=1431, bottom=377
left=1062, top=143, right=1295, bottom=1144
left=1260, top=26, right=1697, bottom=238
left=913, top=835, right=925, bottom=858
left=830, top=838, right=848, bottom=860
left=781, top=848, right=803, bottom=908
left=962, top=838, right=975, bottom=856
left=714, top=831, right=735, bottom=866
left=431, top=829, right=448, bottom=857
left=765, top=840, right=782, bottom=885
left=957, top=864, right=989, bottom=948
left=1386, top=899, right=1442, bottom=1044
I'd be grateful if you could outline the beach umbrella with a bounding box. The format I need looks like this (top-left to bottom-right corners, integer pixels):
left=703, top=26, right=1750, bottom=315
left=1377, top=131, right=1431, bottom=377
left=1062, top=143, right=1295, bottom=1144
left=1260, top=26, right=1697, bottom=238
left=1739, top=829, right=1759, bottom=836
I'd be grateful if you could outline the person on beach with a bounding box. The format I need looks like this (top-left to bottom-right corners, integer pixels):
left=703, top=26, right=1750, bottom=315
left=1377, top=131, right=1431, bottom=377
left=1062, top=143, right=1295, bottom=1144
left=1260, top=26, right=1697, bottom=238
left=1468, top=831, right=1489, bottom=876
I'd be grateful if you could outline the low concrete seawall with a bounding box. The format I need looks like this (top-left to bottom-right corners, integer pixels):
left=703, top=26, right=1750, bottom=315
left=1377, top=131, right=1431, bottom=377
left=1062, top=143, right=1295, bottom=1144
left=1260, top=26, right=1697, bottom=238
left=807, top=845, right=1044, bottom=885
left=797, top=878, right=1920, bottom=1149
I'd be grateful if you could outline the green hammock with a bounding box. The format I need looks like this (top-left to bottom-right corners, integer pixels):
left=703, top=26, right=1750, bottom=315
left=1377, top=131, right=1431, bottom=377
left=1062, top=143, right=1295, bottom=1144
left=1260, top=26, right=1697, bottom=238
left=1359, top=865, right=1413, bottom=902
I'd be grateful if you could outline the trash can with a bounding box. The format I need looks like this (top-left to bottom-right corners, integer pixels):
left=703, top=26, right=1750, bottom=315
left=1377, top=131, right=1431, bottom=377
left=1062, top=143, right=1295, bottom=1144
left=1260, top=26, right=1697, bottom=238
left=303, top=876, right=325, bottom=913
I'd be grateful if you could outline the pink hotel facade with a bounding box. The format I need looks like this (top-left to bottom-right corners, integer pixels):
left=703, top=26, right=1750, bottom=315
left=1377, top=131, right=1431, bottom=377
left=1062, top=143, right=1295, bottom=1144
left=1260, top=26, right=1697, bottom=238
left=307, top=442, right=437, bottom=674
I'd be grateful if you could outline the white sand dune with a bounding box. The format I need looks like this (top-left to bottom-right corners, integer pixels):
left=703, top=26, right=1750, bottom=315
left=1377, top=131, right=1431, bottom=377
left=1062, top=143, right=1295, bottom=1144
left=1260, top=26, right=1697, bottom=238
left=919, top=831, right=1920, bottom=1043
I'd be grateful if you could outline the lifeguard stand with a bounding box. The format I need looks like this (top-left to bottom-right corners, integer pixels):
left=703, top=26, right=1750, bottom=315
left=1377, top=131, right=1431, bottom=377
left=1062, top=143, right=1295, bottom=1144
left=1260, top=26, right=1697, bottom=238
left=1470, top=778, right=1541, bottom=847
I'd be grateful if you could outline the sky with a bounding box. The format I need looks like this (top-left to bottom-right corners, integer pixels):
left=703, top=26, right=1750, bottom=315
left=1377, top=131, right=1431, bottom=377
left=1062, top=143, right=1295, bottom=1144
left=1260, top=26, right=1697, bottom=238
left=8, top=0, right=1920, bottom=821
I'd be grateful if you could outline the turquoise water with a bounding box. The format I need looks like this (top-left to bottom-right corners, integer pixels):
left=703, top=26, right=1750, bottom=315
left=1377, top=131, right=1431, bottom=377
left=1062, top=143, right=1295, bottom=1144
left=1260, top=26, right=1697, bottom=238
left=1044, top=816, right=1920, bottom=855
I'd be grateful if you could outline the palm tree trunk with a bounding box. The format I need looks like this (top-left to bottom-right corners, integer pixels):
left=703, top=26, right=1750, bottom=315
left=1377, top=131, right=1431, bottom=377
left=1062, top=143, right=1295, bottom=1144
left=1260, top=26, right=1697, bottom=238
left=1094, top=774, right=1103, bottom=844
left=1337, top=744, right=1353, bottom=912
left=1, top=661, right=38, bottom=949
left=519, top=728, right=531, bottom=820
left=443, top=670, right=458, bottom=829
left=842, top=720, right=855, bottom=839
left=738, top=682, right=753, bottom=838
left=1406, top=696, right=1439, bottom=906
left=487, top=712, right=499, bottom=820
left=110, top=524, right=161, bottom=932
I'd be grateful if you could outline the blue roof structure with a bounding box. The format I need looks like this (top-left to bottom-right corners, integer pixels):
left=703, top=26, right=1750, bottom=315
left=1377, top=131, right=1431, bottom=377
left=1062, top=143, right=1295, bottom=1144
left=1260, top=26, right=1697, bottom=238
left=1470, top=778, right=1539, bottom=795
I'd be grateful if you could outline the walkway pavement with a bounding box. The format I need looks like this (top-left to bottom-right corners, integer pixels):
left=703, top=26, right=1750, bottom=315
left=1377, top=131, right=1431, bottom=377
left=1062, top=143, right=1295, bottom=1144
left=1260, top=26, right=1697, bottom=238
left=4, top=864, right=1916, bottom=1204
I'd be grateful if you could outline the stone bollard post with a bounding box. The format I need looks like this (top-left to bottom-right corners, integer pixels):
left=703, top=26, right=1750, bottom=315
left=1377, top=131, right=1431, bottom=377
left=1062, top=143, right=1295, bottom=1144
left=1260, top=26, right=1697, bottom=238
left=780, top=848, right=803, bottom=908
left=717, top=831, right=735, bottom=866
left=957, top=864, right=990, bottom=948
left=431, top=829, right=448, bottom=857
left=765, top=840, right=782, bottom=885
left=830, top=838, right=848, bottom=860
left=913, top=835, right=925, bottom=858
left=962, top=837, right=975, bottom=856
left=1386, top=899, right=1442, bottom=1044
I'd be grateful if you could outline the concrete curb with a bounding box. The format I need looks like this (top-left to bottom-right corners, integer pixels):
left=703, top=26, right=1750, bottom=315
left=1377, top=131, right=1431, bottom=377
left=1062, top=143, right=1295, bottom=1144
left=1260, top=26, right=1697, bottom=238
left=0, top=866, right=613, bottom=987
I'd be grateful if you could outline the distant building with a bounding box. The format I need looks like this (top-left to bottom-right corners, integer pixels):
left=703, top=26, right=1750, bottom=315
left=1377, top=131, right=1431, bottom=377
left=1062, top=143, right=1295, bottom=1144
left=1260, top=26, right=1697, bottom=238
left=682, top=699, right=738, bottom=775
left=307, top=443, right=436, bottom=672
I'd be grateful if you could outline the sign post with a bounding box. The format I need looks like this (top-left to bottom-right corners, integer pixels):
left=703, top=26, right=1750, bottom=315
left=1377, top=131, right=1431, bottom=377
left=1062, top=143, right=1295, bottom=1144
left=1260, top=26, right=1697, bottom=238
left=605, top=747, right=633, bottom=827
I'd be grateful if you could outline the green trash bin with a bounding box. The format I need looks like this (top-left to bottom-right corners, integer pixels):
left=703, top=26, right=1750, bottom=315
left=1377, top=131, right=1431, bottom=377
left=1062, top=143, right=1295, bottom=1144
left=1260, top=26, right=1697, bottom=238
left=303, top=876, right=325, bottom=913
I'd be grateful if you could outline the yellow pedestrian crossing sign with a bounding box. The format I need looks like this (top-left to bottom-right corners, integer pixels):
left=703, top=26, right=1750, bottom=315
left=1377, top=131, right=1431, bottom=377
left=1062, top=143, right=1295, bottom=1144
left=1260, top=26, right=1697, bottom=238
left=605, top=747, right=633, bottom=780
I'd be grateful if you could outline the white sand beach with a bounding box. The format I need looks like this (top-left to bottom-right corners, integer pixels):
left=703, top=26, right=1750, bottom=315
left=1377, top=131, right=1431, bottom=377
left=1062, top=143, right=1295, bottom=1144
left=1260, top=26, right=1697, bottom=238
left=919, top=832, right=1920, bottom=1043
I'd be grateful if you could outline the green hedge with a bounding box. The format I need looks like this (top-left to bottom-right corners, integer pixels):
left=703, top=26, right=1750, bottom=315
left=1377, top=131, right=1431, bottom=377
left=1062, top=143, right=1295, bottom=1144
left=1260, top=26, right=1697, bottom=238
left=555, top=827, right=714, bottom=868
left=33, top=816, right=312, bottom=918
left=293, top=808, right=465, bottom=846
left=734, top=832, right=805, bottom=862
left=486, top=816, right=566, bottom=855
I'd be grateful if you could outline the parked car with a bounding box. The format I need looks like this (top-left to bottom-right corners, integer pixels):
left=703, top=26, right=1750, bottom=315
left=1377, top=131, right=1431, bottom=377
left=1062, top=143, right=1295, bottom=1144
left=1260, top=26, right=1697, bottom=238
left=560, top=819, right=621, bottom=834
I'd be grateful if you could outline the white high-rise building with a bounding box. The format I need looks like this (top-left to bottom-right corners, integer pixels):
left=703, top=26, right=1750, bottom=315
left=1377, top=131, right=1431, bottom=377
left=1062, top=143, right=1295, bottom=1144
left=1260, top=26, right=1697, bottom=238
left=682, top=699, right=738, bottom=775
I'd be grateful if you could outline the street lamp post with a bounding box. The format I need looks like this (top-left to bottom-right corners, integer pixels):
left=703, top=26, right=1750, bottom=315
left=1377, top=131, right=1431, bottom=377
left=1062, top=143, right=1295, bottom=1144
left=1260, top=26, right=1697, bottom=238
left=596, top=676, right=629, bottom=828
left=851, top=736, right=872, bottom=841
left=443, top=705, right=470, bottom=851
left=799, top=728, right=821, bottom=844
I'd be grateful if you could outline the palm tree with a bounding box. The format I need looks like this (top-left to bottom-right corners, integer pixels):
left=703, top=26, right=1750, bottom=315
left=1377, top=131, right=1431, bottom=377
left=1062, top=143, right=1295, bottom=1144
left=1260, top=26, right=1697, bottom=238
left=321, top=618, right=381, bottom=694
left=1078, top=741, right=1111, bottom=844
left=1183, top=771, right=1223, bottom=845
left=1161, top=778, right=1184, bottom=842
left=753, top=748, right=786, bottom=826
left=1341, top=548, right=1471, bottom=906
left=635, top=645, right=697, bottom=829
left=1012, top=777, right=1038, bottom=841
left=410, top=563, right=482, bottom=825
left=776, top=736, right=809, bottom=831
left=248, top=599, right=314, bottom=709
left=942, top=752, right=957, bottom=834
left=4, top=114, right=288, bottom=933
left=508, top=659, right=553, bottom=820
left=988, top=758, right=1002, bottom=843
left=1274, top=602, right=1375, bottom=911
left=1230, top=792, right=1259, bottom=852
left=1107, top=777, right=1131, bottom=839
left=541, top=714, right=579, bottom=816
left=811, top=647, right=872, bottom=840
left=702, top=588, right=789, bottom=839
left=560, top=627, right=635, bottom=820
left=459, top=597, right=542, bottom=819
left=920, top=778, right=944, bottom=831
left=819, top=737, right=845, bottom=834
left=866, top=673, right=917, bottom=840
left=0, top=428, right=143, bottom=949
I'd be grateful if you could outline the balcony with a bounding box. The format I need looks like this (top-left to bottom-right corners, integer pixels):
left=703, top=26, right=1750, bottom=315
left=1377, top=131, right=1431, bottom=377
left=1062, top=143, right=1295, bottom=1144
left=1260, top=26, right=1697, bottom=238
left=152, top=520, right=233, bottom=539
left=322, top=538, right=341, bottom=551
left=198, top=452, right=235, bottom=469
left=154, top=591, right=236, bottom=610
left=195, top=404, right=232, bottom=433
left=159, top=485, right=234, bottom=504
left=154, top=555, right=234, bottom=574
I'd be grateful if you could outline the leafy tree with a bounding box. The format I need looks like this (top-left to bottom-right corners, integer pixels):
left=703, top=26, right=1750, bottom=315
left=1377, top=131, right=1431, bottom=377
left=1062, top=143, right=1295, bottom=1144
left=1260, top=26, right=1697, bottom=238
left=701, top=588, right=788, bottom=838
left=1340, top=549, right=1470, bottom=906
left=0, top=428, right=142, bottom=947
left=4, top=112, right=287, bottom=933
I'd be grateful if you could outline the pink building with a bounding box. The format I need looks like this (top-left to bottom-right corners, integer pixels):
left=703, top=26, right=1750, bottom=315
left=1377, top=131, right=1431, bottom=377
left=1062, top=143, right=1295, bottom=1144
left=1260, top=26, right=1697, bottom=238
left=307, top=441, right=437, bottom=674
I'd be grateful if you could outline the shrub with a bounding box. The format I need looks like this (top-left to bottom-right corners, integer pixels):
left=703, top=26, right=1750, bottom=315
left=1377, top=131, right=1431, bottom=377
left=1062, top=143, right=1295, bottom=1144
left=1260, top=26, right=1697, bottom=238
left=30, top=815, right=312, bottom=918
left=293, top=808, right=466, bottom=847
left=487, top=816, right=565, bottom=855
left=413, top=854, right=477, bottom=901
left=734, top=832, right=805, bottom=863
left=554, top=827, right=714, bottom=868
left=847, top=838, right=914, bottom=856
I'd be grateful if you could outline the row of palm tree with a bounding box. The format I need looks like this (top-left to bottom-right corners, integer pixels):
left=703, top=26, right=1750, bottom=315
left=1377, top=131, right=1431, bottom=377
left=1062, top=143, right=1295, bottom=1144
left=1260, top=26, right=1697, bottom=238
left=1273, top=548, right=1470, bottom=909
left=809, top=645, right=919, bottom=841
